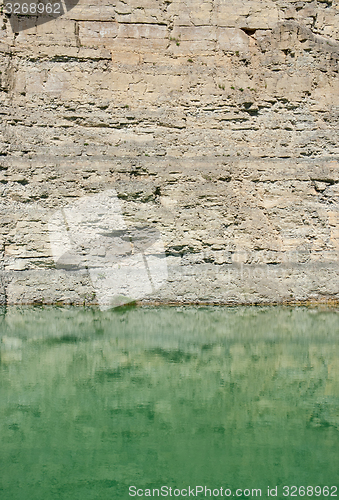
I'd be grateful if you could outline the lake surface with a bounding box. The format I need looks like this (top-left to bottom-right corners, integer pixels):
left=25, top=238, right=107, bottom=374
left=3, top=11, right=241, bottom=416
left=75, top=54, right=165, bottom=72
left=0, top=306, right=339, bottom=500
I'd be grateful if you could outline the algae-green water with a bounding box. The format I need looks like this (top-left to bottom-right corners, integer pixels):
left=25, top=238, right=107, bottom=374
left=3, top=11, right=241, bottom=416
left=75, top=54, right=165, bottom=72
left=0, top=306, right=339, bottom=500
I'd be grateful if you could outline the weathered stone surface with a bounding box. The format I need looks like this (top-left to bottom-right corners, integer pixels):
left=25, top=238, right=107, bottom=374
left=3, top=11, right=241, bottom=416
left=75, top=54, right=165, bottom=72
left=0, top=0, right=339, bottom=305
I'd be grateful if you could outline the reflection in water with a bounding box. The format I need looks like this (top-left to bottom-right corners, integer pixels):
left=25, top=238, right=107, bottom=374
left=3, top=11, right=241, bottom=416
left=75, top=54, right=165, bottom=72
left=0, top=306, right=339, bottom=499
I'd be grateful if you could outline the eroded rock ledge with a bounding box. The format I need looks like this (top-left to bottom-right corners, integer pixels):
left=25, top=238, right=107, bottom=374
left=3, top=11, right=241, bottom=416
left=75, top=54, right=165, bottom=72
left=0, top=0, right=339, bottom=305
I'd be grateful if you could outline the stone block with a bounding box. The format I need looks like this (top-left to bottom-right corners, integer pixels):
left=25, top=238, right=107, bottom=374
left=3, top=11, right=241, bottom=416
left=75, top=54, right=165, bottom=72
left=79, top=21, right=119, bottom=46
left=217, top=28, right=250, bottom=52
left=171, top=26, right=217, bottom=41
left=117, top=23, right=167, bottom=39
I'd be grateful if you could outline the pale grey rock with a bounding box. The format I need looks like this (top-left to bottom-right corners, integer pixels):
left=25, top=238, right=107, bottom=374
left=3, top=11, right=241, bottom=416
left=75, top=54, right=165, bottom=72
left=0, top=0, right=339, bottom=305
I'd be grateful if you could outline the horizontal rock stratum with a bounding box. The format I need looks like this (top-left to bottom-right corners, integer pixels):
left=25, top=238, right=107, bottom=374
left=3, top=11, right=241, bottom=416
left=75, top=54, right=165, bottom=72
left=0, top=0, right=339, bottom=306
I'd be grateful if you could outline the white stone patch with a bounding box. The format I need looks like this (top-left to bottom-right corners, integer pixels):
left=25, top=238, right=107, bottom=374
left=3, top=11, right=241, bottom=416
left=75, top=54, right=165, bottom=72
left=48, top=189, right=168, bottom=309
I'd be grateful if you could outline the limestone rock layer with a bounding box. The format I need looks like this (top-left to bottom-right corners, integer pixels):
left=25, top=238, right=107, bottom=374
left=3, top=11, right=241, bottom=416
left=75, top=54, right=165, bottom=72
left=0, top=0, right=339, bottom=305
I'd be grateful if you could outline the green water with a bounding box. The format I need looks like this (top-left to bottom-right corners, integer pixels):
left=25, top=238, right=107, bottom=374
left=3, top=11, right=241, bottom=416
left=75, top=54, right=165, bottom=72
left=0, top=306, right=339, bottom=500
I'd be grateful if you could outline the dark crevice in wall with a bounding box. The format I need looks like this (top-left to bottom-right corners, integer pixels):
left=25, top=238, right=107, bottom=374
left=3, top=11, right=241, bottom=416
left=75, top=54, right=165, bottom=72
left=241, top=28, right=256, bottom=37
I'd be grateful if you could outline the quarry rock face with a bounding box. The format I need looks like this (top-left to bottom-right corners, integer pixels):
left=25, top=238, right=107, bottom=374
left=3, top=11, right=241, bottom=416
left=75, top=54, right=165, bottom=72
left=0, top=0, right=339, bottom=305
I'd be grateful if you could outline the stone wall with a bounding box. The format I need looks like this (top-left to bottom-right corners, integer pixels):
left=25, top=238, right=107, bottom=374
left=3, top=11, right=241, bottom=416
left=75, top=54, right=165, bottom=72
left=0, top=0, right=339, bottom=305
